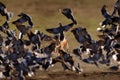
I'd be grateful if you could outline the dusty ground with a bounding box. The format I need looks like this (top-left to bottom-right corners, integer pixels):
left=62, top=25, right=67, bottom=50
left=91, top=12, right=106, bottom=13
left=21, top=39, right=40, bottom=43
left=28, top=55, right=120, bottom=80
left=29, top=65, right=120, bottom=80
left=31, top=71, right=120, bottom=80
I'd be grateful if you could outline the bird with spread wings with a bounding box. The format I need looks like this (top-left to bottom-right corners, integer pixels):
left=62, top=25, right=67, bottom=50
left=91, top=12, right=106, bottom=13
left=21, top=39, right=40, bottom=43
left=61, top=8, right=77, bottom=24
left=12, top=13, right=34, bottom=27
left=46, top=22, right=74, bottom=34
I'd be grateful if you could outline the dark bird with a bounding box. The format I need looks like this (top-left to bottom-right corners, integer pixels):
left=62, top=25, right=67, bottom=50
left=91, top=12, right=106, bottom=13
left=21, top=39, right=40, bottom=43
left=110, top=66, right=119, bottom=71
left=3, top=63, right=11, bottom=78
left=114, top=32, right=120, bottom=39
left=101, top=5, right=111, bottom=19
left=100, top=5, right=120, bottom=27
left=42, top=62, right=50, bottom=70
left=0, top=2, right=13, bottom=22
left=75, top=63, right=82, bottom=73
left=73, top=48, right=82, bottom=60
left=71, top=27, right=92, bottom=44
left=26, top=30, right=41, bottom=49
left=113, top=43, right=120, bottom=48
left=35, top=30, right=52, bottom=41
left=0, top=21, right=9, bottom=33
left=23, top=40, right=31, bottom=46
left=111, top=0, right=120, bottom=17
left=46, top=22, right=74, bottom=34
left=100, top=5, right=112, bottom=27
left=61, top=8, right=77, bottom=24
left=2, top=21, right=9, bottom=29
left=12, top=13, right=33, bottom=27
left=0, top=2, right=6, bottom=16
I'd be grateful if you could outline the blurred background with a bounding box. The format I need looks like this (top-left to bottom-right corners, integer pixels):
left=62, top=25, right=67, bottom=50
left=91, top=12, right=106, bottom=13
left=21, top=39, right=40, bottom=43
left=0, top=0, right=116, bottom=49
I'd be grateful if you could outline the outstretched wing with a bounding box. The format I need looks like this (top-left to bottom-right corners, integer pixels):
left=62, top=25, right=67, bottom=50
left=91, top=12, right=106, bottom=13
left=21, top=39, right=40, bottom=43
left=62, top=22, right=74, bottom=31
left=46, top=23, right=74, bottom=34
left=12, top=13, right=33, bottom=27
left=71, top=27, right=92, bottom=44
left=2, top=21, right=9, bottom=29
left=61, top=8, right=77, bottom=24
left=101, top=5, right=111, bottom=18
left=46, top=28, right=60, bottom=34
left=19, top=13, right=34, bottom=27
left=12, top=13, right=27, bottom=24
left=0, top=21, right=9, bottom=33
left=0, top=2, right=6, bottom=8
left=71, top=28, right=83, bottom=43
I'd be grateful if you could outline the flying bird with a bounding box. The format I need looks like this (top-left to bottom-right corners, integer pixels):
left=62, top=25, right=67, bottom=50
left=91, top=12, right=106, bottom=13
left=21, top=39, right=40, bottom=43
left=0, top=21, right=9, bottom=33
left=101, top=5, right=111, bottom=19
left=46, top=22, right=74, bottom=34
left=71, top=27, right=92, bottom=44
left=100, top=5, right=111, bottom=27
left=61, top=8, right=77, bottom=24
left=12, top=13, right=33, bottom=27
left=0, top=2, right=6, bottom=16
left=2, top=21, right=9, bottom=29
left=75, top=63, right=83, bottom=73
left=0, top=2, right=13, bottom=22
left=100, top=5, right=120, bottom=27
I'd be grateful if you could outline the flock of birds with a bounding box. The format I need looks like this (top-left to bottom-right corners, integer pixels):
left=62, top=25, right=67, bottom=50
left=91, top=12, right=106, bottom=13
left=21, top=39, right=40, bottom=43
left=0, top=1, right=120, bottom=80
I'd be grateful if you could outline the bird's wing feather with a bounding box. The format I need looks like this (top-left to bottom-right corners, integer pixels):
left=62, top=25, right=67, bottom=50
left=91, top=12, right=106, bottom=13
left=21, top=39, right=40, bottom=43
left=63, top=23, right=74, bottom=31
left=61, top=8, right=77, bottom=24
left=46, top=28, right=60, bottom=34
left=101, top=5, right=111, bottom=18
left=46, top=23, right=74, bottom=34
